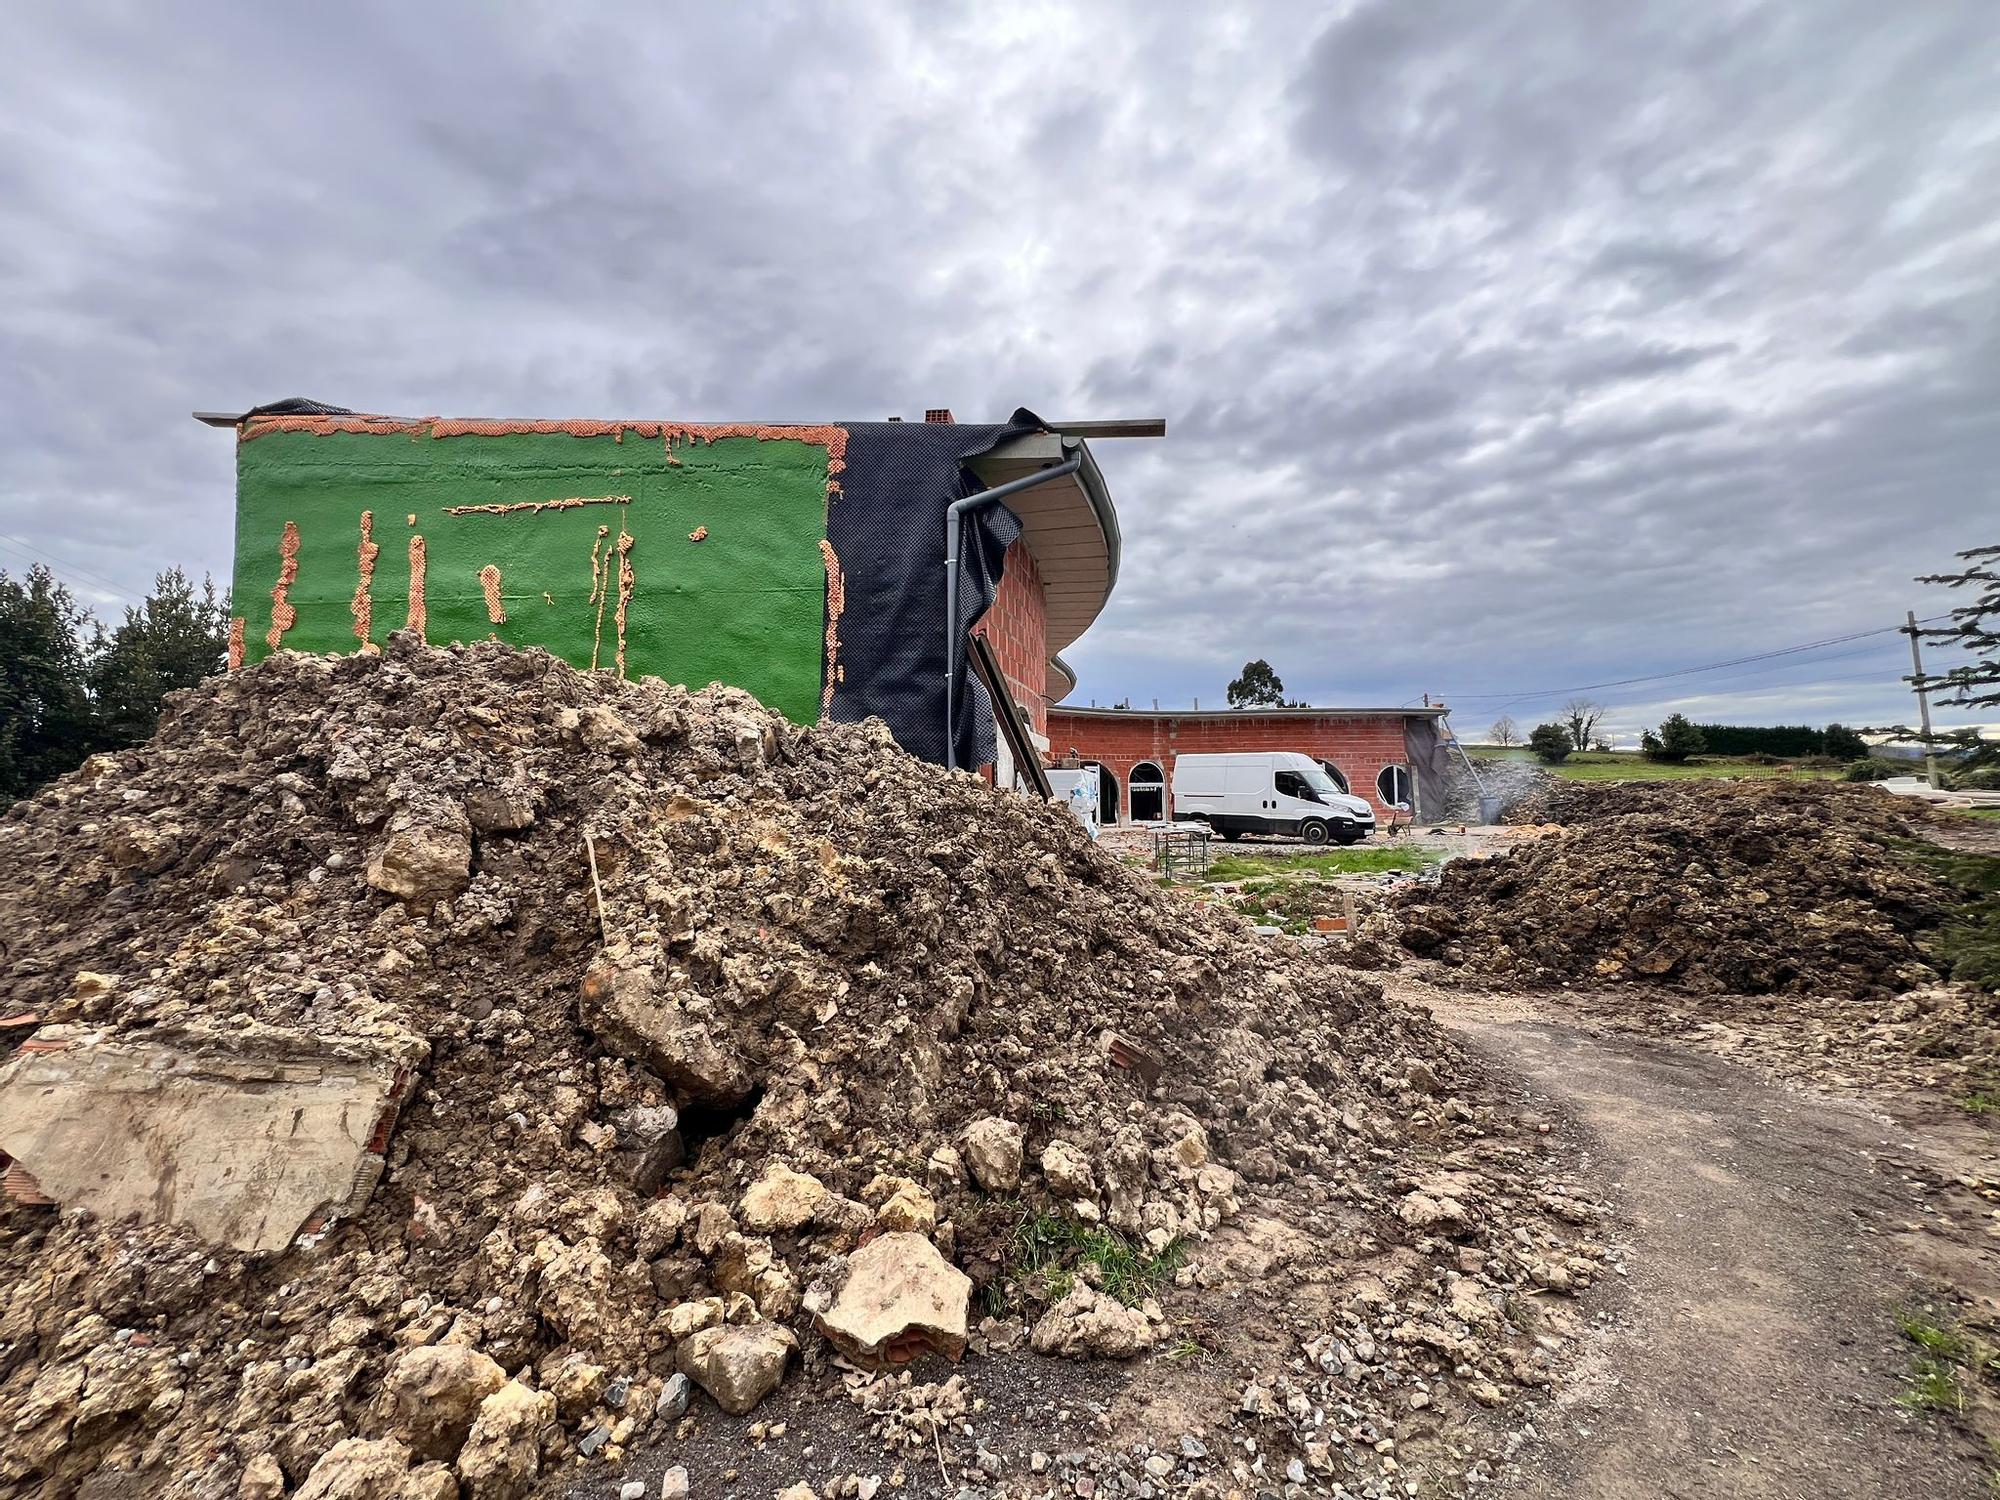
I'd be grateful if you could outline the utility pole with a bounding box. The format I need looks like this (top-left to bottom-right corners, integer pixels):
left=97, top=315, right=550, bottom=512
left=1904, top=609, right=1941, bottom=789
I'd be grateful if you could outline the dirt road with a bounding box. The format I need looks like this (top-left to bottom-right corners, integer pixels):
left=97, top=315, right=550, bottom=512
left=1434, top=1002, right=1994, bottom=1498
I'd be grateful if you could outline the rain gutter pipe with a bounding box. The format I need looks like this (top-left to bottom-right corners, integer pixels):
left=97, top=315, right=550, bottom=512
left=943, top=445, right=1083, bottom=770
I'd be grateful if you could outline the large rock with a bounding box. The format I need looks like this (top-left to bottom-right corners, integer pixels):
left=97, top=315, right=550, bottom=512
left=578, top=958, right=752, bottom=1106
left=296, top=1437, right=413, bottom=1500
left=1040, top=1141, right=1097, bottom=1199
left=365, top=823, right=471, bottom=908
left=676, top=1323, right=796, bottom=1416
left=455, top=1380, right=554, bottom=1500
left=960, top=1117, right=1024, bottom=1192
left=384, top=1344, right=506, bottom=1459
left=739, top=1164, right=830, bottom=1233
left=813, top=1231, right=970, bottom=1366
left=1029, top=1284, right=1157, bottom=1360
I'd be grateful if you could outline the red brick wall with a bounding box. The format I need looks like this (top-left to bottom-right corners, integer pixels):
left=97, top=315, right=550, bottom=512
left=1044, top=709, right=1422, bottom=821
left=973, top=541, right=1049, bottom=738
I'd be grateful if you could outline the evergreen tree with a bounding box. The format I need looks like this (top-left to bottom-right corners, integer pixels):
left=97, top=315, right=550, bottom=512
left=1641, top=713, right=1707, bottom=763
left=89, top=569, right=231, bottom=747
left=1527, top=723, right=1572, bottom=764
left=1912, top=544, right=2000, bottom=772
left=0, top=566, right=99, bottom=800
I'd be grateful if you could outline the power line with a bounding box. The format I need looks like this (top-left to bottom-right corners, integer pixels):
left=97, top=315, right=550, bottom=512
left=0, top=532, right=148, bottom=604
left=1439, top=615, right=1954, bottom=705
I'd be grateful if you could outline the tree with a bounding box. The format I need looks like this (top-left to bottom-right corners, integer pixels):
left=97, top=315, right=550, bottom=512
left=1561, top=697, right=1605, bottom=753
left=1641, top=713, right=1707, bottom=763
left=89, top=569, right=231, bottom=748
left=1528, top=723, right=1572, bottom=764
left=0, top=566, right=99, bottom=801
left=1822, top=723, right=1868, bottom=762
left=1906, top=544, right=2000, bottom=774
left=1488, top=715, right=1520, bottom=747
left=1227, top=659, right=1299, bottom=709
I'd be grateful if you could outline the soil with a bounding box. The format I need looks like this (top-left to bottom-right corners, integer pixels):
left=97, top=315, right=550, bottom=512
left=1417, top=982, right=2000, bottom=1499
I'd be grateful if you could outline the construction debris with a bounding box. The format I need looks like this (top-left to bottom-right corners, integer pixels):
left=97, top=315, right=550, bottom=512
left=0, top=636, right=1599, bottom=1497
left=1397, top=780, right=1946, bottom=996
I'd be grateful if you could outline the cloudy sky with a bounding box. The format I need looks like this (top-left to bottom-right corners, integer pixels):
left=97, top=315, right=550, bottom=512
left=3, top=1, right=1994, bottom=743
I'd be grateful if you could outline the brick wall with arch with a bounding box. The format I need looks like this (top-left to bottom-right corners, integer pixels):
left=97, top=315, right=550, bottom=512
left=1045, top=708, right=1436, bottom=823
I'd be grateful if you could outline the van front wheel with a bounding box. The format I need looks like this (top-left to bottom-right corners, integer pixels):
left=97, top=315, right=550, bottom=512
left=1300, top=820, right=1330, bottom=846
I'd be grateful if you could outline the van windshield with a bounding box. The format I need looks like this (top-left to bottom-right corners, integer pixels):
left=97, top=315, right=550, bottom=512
left=1301, top=767, right=1343, bottom=798
left=1276, top=768, right=1342, bottom=804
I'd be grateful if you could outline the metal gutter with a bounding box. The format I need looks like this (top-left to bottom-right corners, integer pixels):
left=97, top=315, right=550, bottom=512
left=944, top=447, right=1084, bottom=770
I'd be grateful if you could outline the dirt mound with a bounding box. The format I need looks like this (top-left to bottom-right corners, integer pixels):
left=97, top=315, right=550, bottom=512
left=1397, top=779, right=1947, bottom=997
left=0, top=637, right=1602, bottom=1499
left=1508, top=774, right=1935, bottom=831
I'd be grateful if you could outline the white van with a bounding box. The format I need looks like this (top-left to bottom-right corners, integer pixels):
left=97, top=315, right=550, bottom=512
left=1172, top=752, right=1376, bottom=845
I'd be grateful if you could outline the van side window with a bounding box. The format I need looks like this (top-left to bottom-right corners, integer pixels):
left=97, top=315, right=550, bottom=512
left=1274, top=771, right=1322, bottom=804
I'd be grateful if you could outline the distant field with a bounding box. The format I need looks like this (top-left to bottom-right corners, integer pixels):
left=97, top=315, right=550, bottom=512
left=1465, top=747, right=1845, bottom=783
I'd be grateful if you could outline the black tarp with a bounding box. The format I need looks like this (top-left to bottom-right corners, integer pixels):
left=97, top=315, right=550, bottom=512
left=826, top=411, right=1049, bottom=767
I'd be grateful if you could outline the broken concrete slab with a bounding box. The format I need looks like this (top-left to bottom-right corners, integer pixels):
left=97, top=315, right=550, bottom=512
left=811, top=1230, right=970, bottom=1367
left=0, top=1021, right=424, bottom=1254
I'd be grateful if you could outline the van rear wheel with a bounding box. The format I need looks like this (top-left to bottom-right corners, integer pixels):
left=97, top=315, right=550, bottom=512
left=1300, top=820, right=1330, bottom=846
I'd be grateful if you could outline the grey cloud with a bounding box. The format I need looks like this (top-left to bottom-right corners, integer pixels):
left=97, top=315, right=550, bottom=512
left=0, top=0, right=1994, bottom=740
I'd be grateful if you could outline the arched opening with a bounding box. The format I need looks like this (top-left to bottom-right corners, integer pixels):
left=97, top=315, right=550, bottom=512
left=1097, top=764, right=1120, bottom=825
left=1377, top=764, right=1412, bottom=810
left=1317, top=759, right=1350, bottom=794
left=1129, top=761, right=1165, bottom=823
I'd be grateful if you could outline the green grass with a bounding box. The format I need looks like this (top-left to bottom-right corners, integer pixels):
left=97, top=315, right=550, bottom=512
left=1959, top=808, right=2000, bottom=822
left=999, top=1209, right=1188, bottom=1310
left=1466, top=747, right=1843, bottom=783
left=1897, top=841, right=2000, bottom=992
left=1897, top=1309, right=1979, bottom=1417
left=1203, top=847, right=1436, bottom=882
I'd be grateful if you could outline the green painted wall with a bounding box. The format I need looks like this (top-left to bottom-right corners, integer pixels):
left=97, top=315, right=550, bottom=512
left=230, top=428, right=833, bottom=722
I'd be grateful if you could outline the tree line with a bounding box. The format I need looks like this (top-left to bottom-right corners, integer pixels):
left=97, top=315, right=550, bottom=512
left=0, top=565, right=230, bottom=801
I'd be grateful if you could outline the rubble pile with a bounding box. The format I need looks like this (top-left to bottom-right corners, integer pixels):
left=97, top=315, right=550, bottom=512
left=0, top=638, right=1599, bottom=1499
left=1397, top=780, right=1947, bottom=996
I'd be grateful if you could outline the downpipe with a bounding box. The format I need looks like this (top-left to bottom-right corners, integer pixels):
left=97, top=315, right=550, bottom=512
left=943, top=447, right=1083, bottom=770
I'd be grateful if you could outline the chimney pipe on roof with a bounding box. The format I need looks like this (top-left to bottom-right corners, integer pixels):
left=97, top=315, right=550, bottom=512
left=924, top=408, right=955, bottom=424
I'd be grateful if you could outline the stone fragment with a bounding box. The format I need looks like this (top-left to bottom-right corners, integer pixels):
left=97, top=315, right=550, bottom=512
left=579, top=959, right=751, bottom=1107
left=863, top=1174, right=937, bottom=1235
left=1039, top=1141, right=1097, bottom=1199
left=960, top=1118, right=1024, bottom=1192
left=239, top=1454, right=286, bottom=1500
left=366, top=824, right=472, bottom=908
left=635, top=1197, right=689, bottom=1259
left=545, top=1353, right=608, bottom=1419
left=676, top=1323, right=796, bottom=1416
left=385, top=1343, right=507, bottom=1460
left=1399, top=1191, right=1473, bottom=1236
left=739, top=1164, right=830, bottom=1233
left=813, top=1231, right=971, bottom=1366
left=925, top=1144, right=964, bottom=1191
left=661, top=1468, right=690, bottom=1500
left=657, top=1373, right=693, bottom=1424
left=400, top=1465, right=459, bottom=1500
left=464, top=785, right=536, bottom=835
left=296, top=1437, right=413, bottom=1500
left=536, top=1240, right=616, bottom=1341
left=665, top=1296, right=725, bottom=1340
left=1028, top=1284, right=1156, bottom=1360
left=456, top=1380, right=555, bottom=1500
left=1102, top=1125, right=1148, bottom=1232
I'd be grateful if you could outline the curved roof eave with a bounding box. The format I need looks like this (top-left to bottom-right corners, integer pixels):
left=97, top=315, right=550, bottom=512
left=968, top=433, right=1120, bottom=658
